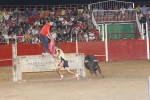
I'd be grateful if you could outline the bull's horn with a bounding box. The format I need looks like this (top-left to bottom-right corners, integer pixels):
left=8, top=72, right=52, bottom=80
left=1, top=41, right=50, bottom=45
left=94, top=60, right=98, bottom=62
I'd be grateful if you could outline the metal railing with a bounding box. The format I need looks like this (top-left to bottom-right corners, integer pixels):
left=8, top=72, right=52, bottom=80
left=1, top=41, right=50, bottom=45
left=0, top=4, right=88, bottom=11
left=90, top=9, right=137, bottom=23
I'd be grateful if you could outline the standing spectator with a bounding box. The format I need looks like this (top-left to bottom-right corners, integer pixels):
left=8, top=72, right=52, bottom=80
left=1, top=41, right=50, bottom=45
left=72, top=7, right=78, bottom=17
left=93, top=6, right=98, bottom=16
left=32, top=8, right=37, bottom=17
left=141, top=5, right=147, bottom=15
left=136, top=5, right=142, bottom=14
left=24, top=8, right=31, bottom=17
left=8, top=9, right=13, bottom=20
left=14, top=7, right=19, bottom=17
left=147, top=8, right=150, bottom=22
left=120, top=6, right=126, bottom=21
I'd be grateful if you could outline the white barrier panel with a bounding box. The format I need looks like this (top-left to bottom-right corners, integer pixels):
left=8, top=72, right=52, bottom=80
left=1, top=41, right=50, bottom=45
left=12, top=44, right=86, bottom=82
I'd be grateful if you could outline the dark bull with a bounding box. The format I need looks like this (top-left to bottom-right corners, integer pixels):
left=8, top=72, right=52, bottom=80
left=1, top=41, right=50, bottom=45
left=84, top=54, right=104, bottom=78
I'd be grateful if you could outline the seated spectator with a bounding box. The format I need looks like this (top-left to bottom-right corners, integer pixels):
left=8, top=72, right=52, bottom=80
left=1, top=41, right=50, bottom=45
left=9, top=31, right=16, bottom=43
left=2, top=31, right=9, bottom=41
left=56, top=28, right=63, bottom=42
left=0, top=12, right=3, bottom=22
left=55, top=8, right=61, bottom=16
left=87, top=18, right=93, bottom=28
left=67, top=19, right=74, bottom=29
left=106, top=8, right=114, bottom=21
left=39, top=18, right=45, bottom=28
left=34, top=19, right=40, bottom=26
left=16, top=30, right=23, bottom=42
left=32, top=35, right=39, bottom=44
left=83, top=30, right=89, bottom=42
left=77, top=29, right=84, bottom=42
left=92, top=27, right=100, bottom=40
left=58, top=15, right=64, bottom=22
left=88, top=30, right=95, bottom=41
left=65, top=28, right=71, bottom=42
left=61, top=9, right=66, bottom=16
left=24, top=29, right=30, bottom=43
left=3, top=12, right=10, bottom=21
left=0, top=36, right=7, bottom=44
left=44, top=10, right=50, bottom=18
left=57, top=21, right=62, bottom=29
left=34, top=11, right=39, bottom=19
left=51, top=29, right=57, bottom=40
left=81, top=21, right=87, bottom=32
left=28, top=16, right=34, bottom=24
left=62, top=18, right=68, bottom=29
left=18, top=15, right=24, bottom=24
left=8, top=27, right=13, bottom=36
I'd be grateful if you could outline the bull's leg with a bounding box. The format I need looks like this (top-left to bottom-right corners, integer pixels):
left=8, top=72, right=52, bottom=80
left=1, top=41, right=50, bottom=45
left=96, top=64, right=105, bottom=78
left=96, top=64, right=102, bottom=74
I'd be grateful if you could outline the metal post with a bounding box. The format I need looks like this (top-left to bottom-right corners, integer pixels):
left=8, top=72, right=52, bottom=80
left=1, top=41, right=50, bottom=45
left=141, top=23, right=144, bottom=40
left=105, top=24, right=108, bottom=61
left=146, top=22, right=150, bottom=60
left=75, top=29, right=78, bottom=54
left=102, top=24, right=104, bottom=41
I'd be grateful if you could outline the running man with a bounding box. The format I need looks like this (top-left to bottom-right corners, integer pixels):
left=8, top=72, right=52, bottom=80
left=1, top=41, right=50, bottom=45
left=39, top=21, right=54, bottom=55
left=54, top=44, right=80, bottom=80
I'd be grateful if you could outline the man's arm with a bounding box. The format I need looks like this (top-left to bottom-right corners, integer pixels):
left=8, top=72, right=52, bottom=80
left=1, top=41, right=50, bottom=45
left=46, top=29, right=53, bottom=39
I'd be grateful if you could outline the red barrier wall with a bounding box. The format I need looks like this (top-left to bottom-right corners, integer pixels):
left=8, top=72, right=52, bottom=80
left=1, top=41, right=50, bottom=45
left=0, top=40, right=149, bottom=66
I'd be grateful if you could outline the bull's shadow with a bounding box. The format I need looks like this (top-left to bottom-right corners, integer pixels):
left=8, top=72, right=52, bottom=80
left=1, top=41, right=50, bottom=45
left=84, top=54, right=104, bottom=78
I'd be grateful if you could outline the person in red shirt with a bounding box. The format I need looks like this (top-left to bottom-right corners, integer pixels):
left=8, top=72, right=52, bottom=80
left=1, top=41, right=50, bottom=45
left=39, top=21, right=54, bottom=55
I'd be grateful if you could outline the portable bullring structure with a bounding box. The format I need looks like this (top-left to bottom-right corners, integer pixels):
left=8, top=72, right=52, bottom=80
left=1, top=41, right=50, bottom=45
left=0, top=0, right=150, bottom=67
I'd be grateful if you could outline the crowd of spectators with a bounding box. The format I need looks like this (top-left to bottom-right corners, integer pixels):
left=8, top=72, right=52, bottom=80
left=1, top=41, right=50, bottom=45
left=0, top=4, right=150, bottom=45
left=0, top=6, right=101, bottom=45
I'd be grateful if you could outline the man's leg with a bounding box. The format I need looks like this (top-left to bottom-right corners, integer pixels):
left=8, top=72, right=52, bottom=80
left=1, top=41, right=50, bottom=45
left=39, top=34, right=48, bottom=53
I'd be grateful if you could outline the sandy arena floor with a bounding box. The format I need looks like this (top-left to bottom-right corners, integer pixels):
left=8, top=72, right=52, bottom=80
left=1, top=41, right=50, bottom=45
left=0, top=60, right=150, bottom=100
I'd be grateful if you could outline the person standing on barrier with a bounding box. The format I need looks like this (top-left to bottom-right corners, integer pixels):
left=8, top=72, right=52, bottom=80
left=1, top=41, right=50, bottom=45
left=39, top=21, right=54, bottom=55
left=54, top=44, right=80, bottom=80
